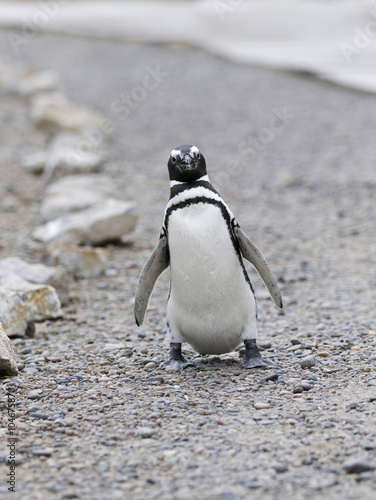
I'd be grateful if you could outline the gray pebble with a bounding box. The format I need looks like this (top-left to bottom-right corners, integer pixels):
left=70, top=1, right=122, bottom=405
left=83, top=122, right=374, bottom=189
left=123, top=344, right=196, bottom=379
left=293, top=385, right=303, bottom=393
left=137, top=427, right=157, bottom=438
left=301, top=355, right=316, bottom=369
left=32, top=448, right=53, bottom=457
left=96, top=282, right=109, bottom=290
left=343, top=456, right=375, bottom=474
left=29, top=412, right=48, bottom=420
left=27, top=389, right=43, bottom=400
left=20, top=347, right=32, bottom=355
left=273, top=462, right=289, bottom=473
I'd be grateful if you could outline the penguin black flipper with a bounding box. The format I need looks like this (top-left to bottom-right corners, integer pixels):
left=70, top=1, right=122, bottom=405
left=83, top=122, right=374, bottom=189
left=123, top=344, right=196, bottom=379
left=134, top=232, right=169, bottom=326
left=234, top=226, right=283, bottom=309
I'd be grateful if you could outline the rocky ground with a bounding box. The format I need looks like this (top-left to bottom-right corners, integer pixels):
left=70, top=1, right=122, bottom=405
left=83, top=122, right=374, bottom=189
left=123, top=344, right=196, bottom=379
left=0, top=31, right=376, bottom=500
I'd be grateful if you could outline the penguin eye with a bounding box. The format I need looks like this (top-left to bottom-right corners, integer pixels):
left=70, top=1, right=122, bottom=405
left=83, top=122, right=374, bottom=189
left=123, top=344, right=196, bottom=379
left=197, top=152, right=200, bottom=159
left=171, top=157, right=176, bottom=163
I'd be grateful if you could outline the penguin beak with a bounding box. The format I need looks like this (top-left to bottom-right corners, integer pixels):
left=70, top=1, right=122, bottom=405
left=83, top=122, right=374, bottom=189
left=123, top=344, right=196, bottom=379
left=180, top=154, right=194, bottom=167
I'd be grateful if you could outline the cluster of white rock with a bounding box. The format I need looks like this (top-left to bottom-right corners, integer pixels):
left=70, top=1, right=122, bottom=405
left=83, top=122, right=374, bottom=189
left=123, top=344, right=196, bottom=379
left=0, top=66, right=138, bottom=375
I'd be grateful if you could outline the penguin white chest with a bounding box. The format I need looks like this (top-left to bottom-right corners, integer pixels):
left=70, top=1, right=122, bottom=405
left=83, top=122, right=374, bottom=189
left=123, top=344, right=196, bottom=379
left=167, top=202, right=256, bottom=354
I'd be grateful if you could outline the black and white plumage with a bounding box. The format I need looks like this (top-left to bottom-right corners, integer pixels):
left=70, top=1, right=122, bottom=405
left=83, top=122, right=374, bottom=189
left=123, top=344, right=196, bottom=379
left=135, top=145, right=283, bottom=369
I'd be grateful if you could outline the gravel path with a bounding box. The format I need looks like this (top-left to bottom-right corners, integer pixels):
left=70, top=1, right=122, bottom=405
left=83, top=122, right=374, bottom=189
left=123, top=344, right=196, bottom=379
left=0, top=31, right=376, bottom=500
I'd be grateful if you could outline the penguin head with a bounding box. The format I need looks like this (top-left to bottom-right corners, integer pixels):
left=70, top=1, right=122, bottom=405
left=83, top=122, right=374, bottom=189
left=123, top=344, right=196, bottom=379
left=167, top=145, right=207, bottom=182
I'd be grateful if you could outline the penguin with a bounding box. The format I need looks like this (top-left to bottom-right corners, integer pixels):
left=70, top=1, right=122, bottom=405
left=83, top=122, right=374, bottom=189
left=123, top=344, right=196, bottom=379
left=135, top=145, right=283, bottom=369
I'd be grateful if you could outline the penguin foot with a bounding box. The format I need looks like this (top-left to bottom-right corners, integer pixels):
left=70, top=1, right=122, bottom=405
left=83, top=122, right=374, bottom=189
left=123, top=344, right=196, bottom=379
left=243, top=339, right=279, bottom=370
left=162, top=343, right=195, bottom=371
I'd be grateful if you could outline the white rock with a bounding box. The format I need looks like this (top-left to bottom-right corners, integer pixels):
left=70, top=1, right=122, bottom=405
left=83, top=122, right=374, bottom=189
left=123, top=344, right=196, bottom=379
left=137, top=427, right=157, bottom=438
left=0, top=67, right=58, bottom=97
left=0, top=283, right=62, bottom=337
left=31, top=91, right=105, bottom=131
left=45, top=245, right=109, bottom=279
left=0, top=257, right=72, bottom=305
left=254, top=402, right=271, bottom=410
left=0, top=322, right=18, bottom=376
left=27, top=389, right=43, bottom=400
left=300, top=355, right=316, bottom=369
left=15, top=70, right=58, bottom=97
left=40, top=174, right=116, bottom=222
left=21, top=132, right=106, bottom=183
left=21, top=152, right=46, bottom=175
left=33, top=199, right=138, bottom=247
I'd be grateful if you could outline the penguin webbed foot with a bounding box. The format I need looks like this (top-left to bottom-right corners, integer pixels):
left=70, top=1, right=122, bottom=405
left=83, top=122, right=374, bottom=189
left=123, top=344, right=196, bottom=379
left=162, top=343, right=195, bottom=371
left=243, top=339, right=280, bottom=369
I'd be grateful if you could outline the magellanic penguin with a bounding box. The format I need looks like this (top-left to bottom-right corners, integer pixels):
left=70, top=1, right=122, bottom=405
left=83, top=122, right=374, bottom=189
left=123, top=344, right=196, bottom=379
left=135, top=145, right=283, bottom=369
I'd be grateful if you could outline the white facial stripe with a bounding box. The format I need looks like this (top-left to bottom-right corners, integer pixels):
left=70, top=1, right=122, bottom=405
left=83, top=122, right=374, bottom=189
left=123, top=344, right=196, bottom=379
left=190, top=146, right=199, bottom=155
left=170, top=149, right=181, bottom=158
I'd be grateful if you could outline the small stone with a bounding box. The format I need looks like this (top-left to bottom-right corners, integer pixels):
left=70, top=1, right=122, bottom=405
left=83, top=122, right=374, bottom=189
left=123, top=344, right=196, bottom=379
left=29, top=412, right=48, bottom=420
left=286, top=418, right=299, bottom=425
left=273, top=462, right=289, bottom=473
left=27, top=389, right=43, bottom=400
left=317, top=351, right=329, bottom=357
left=254, top=402, right=271, bottom=410
left=300, top=355, right=316, bottom=369
left=96, top=282, right=108, bottom=290
left=290, top=338, right=302, bottom=345
left=259, top=419, right=274, bottom=425
left=286, top=378, right=299, bottom=386
left=142, top=359, right=156, bottom=365
left=259, top=373, right=279, bottom=383
left=343, top=456, right=375, bottom=474
left=32, top=448, right=53, bottom=457
left=105, top=268, right=118, bottom=277
left=293, top=385, right=303, bottom=393
left=301, top=381, right=314, bottom=391
left=148, top=376, right=164, bottom=384
left=144, top=362, right=157, bottom=370
left=363, top=442, right=375, bottom=451
left=259, top=342, right=272, bottom=349
left=137, top=427, right=157, bottom=438
left=20, top=347, right=32, bottom=355
left=50, top=357, right=62, bottom=363
left=287, top=345, right=303, bottom=352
